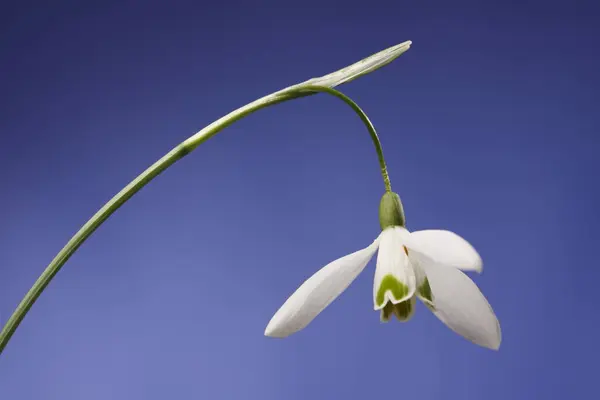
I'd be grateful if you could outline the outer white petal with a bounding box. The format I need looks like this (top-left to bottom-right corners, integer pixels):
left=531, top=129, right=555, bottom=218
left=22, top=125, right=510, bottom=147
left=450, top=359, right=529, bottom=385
left=373, top=227, right=416, bottom=310
left=407, top=230, right=483, bottom=273
left=264, top=237, right=380, bottom=338
left=419, top=260, right=501, bottom=350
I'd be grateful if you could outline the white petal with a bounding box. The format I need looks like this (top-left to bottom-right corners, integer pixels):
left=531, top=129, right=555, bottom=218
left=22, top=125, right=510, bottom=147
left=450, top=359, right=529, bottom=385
left=264, top=238, right=379, bottom=338
left=419, top=260, right=501, bottom=350
left=286, top=41, right=412, bottom=90
left=373, top=227, right=416, bottom=310
left=407, top=230, right=483, bottom=273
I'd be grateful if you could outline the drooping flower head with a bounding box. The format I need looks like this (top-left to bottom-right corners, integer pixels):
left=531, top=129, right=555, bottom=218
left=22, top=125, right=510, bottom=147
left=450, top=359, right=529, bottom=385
left=265, top=191, right=501, bottom=350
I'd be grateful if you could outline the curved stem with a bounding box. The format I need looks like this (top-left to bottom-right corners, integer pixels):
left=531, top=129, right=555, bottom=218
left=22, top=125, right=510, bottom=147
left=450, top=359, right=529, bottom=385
left=0, top=85, right=389, bottom=356
left=299, top=85, right=391, bottom=192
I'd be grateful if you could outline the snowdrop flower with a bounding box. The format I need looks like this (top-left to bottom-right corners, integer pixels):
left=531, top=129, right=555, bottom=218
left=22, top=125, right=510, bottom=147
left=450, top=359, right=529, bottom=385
left=265, top=192, right=501, bottom=350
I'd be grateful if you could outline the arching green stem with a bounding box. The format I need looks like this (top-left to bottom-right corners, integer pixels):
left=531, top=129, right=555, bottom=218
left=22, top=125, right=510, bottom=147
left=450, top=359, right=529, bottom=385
left=299, top=85, right=391, bottom=192
left=0, top=85, right=390, bottom=356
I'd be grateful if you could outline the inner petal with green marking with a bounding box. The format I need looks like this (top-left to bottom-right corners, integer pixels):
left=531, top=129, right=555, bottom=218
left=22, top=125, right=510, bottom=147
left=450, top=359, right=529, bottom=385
left=375, top=274, right=408, bottom=307
left=418, top=277, right=435, bottom=310
left=380, top=296, right=416, bottom=322
left=406, top=245, right=435, bottom=311
left=375, top=274, right=415, bottom=322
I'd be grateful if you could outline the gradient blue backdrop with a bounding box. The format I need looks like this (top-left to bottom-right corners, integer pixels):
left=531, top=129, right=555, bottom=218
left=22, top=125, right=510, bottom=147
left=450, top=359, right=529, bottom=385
left=1, top=0, right=598, bottom=398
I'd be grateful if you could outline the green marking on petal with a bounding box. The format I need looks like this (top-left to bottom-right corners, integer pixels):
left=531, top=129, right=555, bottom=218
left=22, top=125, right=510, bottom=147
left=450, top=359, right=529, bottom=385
left=376, top=274, right=409, bottom=307
left=392, top=296, right=415, bottom=321
left=381, top=303, right=394, bottom=322
left=418, top=278, right=435, bottom=310
left=418, top=278, right=433, bottom=302
left=380, top=297, right=415, bottom=322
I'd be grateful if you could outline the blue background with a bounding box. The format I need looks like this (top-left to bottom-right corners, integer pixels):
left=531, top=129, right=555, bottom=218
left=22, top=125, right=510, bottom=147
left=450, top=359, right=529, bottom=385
left=1, top=0, right=598, bottom=398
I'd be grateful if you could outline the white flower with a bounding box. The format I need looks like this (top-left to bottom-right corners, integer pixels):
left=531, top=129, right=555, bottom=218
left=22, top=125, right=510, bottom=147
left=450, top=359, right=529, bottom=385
left=264, top=226, right=501, bottom=350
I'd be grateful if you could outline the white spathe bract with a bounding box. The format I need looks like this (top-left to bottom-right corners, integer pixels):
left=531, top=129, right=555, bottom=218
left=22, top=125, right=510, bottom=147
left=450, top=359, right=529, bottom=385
left=264, top=226, right=501, bottom=350
left=283, top=41, right=412, bottom=91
